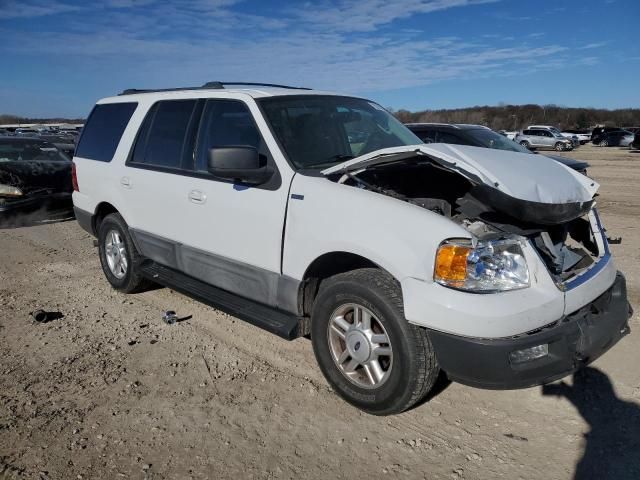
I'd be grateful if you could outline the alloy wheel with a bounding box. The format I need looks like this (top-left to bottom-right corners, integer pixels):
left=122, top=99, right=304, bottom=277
left=327, top=303, right=393, bottom=389
left=105, top=229, right=128, bottom=279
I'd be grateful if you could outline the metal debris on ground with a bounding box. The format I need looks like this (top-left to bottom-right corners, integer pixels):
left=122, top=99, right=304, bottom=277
left=162, top=310, right=178, bottom=325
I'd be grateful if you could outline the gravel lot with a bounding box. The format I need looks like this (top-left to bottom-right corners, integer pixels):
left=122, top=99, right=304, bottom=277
left=1, top=144, right=639, bottom=480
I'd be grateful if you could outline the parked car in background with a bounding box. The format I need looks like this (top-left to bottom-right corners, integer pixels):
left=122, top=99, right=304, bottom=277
left=0, top=128, right=10, bottom=136
left=406, top=123, right=588, bottom=173
left=526, top=125, right=579, bottom=148
left=562, top=129, right=591, bottom=144
left=592, top=130, right=635, bottom=147
left=631, top=132, right=640, bottom=150
left=516, top=129, right=574, bottom=151
left=591, top=126, right=623, bottom=139
left=15, top=128, right=38, bottom=136
left=0, top=137, right=74, bottom=227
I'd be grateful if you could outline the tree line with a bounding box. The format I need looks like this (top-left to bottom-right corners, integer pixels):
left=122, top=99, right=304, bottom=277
left=391, top=104, right=640, bottom=131
left=4, top=104, right=640, bottom=132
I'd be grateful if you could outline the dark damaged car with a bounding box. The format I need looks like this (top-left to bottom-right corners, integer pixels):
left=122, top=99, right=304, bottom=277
left=0, top=137, right=74, bottom=227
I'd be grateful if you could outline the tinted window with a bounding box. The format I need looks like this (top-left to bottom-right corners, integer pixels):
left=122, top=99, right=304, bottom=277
left=415, top=129, right=437, bottom=143
left=195, top=100, right=262, bottom=171
left=0, top=140, right=69, bottom=162
left=466, top=129, right=531, bottom=154
left=523, top=130, right=534, bottom=135
left=131, top=100, right=198, bottom=169
left=76, top=103, right=137, bottom=162
left=436, top=131, right=467, bottom=145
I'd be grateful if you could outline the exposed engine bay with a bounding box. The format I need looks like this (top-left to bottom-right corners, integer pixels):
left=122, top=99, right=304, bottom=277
left=329, top=157, right=603, bottom=286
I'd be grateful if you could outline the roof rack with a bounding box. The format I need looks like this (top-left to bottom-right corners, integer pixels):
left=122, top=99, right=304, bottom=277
left=119, top=81, right=311, bottom=96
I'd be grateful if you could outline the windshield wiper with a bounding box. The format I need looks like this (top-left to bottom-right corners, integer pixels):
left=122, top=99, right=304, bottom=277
left=306, top=154, right=355, bottom=169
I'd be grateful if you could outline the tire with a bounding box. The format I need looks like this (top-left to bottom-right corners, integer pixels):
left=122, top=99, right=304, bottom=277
left=599, top=140, right=609, bottom=147
left=311, top=268, right=439, bottom=415
left=554, top=142, right=565, bottom=151
left=519, top=141, right=530, bottom=148
left=98, top=213, right=152, bottom=293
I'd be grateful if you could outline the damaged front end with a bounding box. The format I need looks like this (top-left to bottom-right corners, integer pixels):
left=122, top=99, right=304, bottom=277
left=322, top=144, right=610, bottom=291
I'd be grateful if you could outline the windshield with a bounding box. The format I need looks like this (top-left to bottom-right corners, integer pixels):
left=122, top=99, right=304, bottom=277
left=467, top=128, right=532, bottom=154
left=259, top=95, right=421, bottom=169
left=0, top=140, right=69, bottom=162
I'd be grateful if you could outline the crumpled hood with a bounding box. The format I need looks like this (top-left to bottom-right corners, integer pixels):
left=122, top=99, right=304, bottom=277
left=322, top=144, right=599, bottom=205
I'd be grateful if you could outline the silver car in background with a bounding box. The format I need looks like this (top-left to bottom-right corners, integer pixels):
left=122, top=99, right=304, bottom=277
left=516, top=128, right=574, bottom=151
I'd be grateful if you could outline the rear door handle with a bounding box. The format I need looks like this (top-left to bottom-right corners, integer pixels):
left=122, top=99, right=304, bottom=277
left=189, top=190, right=206, bottom=204
left=120, top=177, right=131, bottom=189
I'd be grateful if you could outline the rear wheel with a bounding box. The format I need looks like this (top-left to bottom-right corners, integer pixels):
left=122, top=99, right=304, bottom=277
left=98, top=213, right=152, bottom=293
left=599, top=139, right=609, bottom=147
left=311, top=268, right=439, bottom=415
left=519, top=141, right=530, bottom=148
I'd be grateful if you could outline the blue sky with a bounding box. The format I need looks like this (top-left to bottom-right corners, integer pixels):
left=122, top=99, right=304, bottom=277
left=0, top=0, right=637, bottom=117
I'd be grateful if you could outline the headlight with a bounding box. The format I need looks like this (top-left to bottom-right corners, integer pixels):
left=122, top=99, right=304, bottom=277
left=0, top=184, right=23, bottom=197
left=434, top=237, right=530, bottom=292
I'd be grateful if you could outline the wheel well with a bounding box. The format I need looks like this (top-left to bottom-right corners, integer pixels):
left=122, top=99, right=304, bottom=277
left=93, top=202, right=119, bottom=235
left=299, top=252, right=379, bottom=317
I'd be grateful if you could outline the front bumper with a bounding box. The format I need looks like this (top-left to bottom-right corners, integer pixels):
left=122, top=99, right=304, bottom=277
left=428, top=272, right=632, bottom=389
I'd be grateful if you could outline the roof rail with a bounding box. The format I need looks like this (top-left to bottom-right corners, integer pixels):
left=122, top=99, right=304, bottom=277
left=202, top=81, right=311, bottom=90
left=119, top=81, right=310, bottom=96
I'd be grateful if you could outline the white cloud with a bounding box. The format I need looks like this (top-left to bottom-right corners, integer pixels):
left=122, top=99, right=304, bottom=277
left=294, top=0, right=499, bottom=32
left=0, top=0, right=602, bottom=114
left=0, top=0, right=80, bottom=19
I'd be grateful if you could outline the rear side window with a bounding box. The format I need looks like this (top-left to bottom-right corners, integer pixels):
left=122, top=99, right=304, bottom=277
left=436, top=131, right=466, bottom=145
left=75, top=103, right=137, bottom=162
left=416, top=129, right=437, bottom=143
left=130, top=100, right=199, bottom=170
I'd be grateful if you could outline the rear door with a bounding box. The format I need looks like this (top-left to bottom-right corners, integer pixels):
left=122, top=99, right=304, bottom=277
left=121, top=98, right=203, bottom=259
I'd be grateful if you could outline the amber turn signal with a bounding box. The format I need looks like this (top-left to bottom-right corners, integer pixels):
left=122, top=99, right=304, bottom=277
left=435, top=243, right=470, bottom=284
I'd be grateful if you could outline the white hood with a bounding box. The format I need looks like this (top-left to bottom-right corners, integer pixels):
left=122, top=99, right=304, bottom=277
left=322, top=144, right=599, bottom=205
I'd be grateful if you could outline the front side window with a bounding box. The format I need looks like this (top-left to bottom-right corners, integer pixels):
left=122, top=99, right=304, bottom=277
left=76, top=102, right=137, bottom=162
left=259, top=96, right=421, bottom=169
left=195, top=100, right=263, bottom=171
left=131, top=100, right=199, bottom=169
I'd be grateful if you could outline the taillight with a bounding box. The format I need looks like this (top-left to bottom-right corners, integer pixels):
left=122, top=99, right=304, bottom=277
left=71, top=162, right=79, bottom=192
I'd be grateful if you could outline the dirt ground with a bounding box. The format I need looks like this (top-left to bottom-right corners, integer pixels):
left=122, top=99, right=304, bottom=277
left=1, top=144, right=639, bottom=480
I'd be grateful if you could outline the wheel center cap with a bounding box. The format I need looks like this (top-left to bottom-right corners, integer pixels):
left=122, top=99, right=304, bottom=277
left=346, top=331, right=370, bottom=363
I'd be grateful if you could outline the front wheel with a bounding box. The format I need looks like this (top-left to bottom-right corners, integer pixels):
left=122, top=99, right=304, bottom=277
left=311, top=268, right=439, bottom=415
left=555, top=142, right=565, bottom=151
left=519, top=141, right=530, bottom=148
left=599, top=139, right=609, bottom=147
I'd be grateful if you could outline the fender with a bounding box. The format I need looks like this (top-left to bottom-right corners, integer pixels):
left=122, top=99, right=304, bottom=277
left=282, top=173, right=470, bottom=284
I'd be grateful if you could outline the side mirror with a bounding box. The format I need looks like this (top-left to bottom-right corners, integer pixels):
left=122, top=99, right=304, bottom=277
left=207, top=147, right=274, bottom=185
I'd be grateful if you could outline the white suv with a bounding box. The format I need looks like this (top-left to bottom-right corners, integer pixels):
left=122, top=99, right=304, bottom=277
left=72, top=82, right=631, bottom=415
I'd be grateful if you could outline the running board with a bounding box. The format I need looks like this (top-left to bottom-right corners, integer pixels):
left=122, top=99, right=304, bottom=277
left=140, top=261, right=307, bottom=340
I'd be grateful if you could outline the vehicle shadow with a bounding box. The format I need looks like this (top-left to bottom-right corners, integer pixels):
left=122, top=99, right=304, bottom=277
left=0, top=211, right=75, bottom=229
left=542, top=367, right=640, bottom=480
